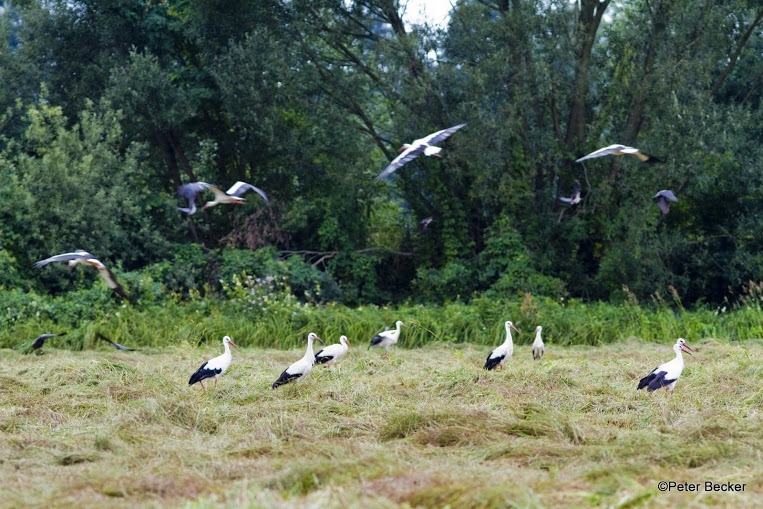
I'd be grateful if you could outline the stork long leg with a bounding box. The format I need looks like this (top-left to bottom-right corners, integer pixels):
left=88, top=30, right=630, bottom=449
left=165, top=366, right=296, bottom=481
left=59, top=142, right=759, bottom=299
left=199, top=380, right=206, bottom=391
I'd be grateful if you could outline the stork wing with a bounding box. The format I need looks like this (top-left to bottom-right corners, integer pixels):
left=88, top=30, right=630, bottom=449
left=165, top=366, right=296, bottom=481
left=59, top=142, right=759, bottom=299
left=226, top=181, right=269, bottom=202
left=419, top=123, right=468, bottom=146
left=376, top=145, right=427, bottom=180
left=653, top=190, right=677, bottom=202
left=575, top=144, right=629, bottom=162
left=33, top=250, right=95, bottom=268
left=177, top=182, right=211, bottom=201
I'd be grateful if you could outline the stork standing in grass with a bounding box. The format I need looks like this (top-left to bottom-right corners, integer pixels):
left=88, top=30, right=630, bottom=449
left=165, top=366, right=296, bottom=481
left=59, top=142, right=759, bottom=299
left=637, top=338, right=693, bottom=393
left=188, top=335, right=237, bottom=391
left=272, top=333, right=324, bottom=389
left=315, top=335, right=351, bottom=368
left=484, top=321, right=520, bottom=371
left=369, top=321, right=405, bottom=352
left=532, top=326, right=544, bottom=360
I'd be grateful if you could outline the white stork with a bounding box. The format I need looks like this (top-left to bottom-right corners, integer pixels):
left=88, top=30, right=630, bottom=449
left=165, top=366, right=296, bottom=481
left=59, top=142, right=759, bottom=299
left=177, top=181, right=269, bottom=215
left=34, top=250, right=133, bottom=302
left=188, top=335, right=238, bottom=391
left=575, top=144, right=663, bottom=164
left=369, top=320, right=405, bottom=351
left=558, top=180, right=582, bottom=205
left=637, top=338, right=693, bottom=393
left=376, top=123, right=467, bottom=180
left=272, top=333, right=324, bottom=389
left=652, top=190, right=678, bottom=214
left=484, top=321, right=520, bottom=371
left=315, top=335, right=351, bottom=367
left=532, top=326, right=544, bottom=360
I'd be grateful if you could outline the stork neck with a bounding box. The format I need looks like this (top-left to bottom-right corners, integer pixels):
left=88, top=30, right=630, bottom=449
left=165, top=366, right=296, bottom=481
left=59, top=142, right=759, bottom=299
left=504, top=329, right=514, bottom=346
left=305, top=338, right=315, bottom=358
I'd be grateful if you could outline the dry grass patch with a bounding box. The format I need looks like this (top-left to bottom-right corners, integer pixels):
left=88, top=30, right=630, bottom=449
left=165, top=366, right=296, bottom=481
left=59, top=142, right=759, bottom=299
left=1, top=339, right=763, bottom=507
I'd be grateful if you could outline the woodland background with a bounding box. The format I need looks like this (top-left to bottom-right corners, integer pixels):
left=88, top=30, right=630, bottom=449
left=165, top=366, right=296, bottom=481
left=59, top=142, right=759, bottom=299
left=2, top=0, right=763, bottom=313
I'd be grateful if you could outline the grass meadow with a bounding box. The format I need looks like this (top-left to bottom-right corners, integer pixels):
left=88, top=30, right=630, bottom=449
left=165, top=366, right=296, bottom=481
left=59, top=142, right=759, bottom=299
left=1, top=335, right=763, bottom=508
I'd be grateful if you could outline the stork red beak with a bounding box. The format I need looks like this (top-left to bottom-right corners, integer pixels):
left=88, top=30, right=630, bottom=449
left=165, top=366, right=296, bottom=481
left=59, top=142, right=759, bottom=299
left=398, top=144, right=411, bottom=152
left=345, top=339, right=351, bottom=347
left=315, top=336, right=324, bottom=344
left=681, top=343, right=693, bottom=355
left=229, top=339, right=238, bottom=348
left=510, top=324, right=520, bottom=334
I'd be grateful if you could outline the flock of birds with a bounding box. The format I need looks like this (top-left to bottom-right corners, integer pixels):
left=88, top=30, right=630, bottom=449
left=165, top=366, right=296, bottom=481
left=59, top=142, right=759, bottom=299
left=187, top=319, right=692, bottom=395
left=27, top=124, right=690, bottom=394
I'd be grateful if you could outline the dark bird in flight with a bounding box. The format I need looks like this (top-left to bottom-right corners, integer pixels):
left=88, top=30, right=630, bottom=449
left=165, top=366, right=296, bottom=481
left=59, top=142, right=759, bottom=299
left=34, top=250, right=133, bottom=303
left=31, top=332, right=66, bottom=350
left=576, top=144, right=663, bottom=164
left=377, top=124, right=467, bottom=180
left=652, top=190, right=678, bottom=214
left=419, top=217, right=434, bottom=234
left=96, top=332, right=136, bottom=351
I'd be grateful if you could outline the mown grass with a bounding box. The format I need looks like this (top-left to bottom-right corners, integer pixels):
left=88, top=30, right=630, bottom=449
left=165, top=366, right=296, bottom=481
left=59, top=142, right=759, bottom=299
left=1, top=338, right=762, bottom=508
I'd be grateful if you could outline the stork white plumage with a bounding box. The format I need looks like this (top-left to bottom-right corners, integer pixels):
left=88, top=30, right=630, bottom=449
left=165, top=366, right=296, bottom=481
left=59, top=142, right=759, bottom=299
left=188, top=335, right=238, bottom=391
left=376, top=124, right=467, bottom=180
left=575, top=144, right=663, bottom=164
left=484, top=321, right=520, bottom=371
left=203, top=181, right=269, bottom=210
left=315, top=335, right=351, bottom=367
left=532, top=326, right=544, bottom=360
left=369, top=320, right=405, bottom=351
left=34, top=250, right=133, bottom=302
left=637, top=338, right=693, bottom=393
left=272, top=333, right=324, bottom=389
left=177, top=181, right=269, bottom=215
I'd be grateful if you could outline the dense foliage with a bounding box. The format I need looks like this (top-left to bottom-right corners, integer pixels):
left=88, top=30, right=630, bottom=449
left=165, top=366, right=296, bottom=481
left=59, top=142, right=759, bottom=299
left=2, top=0, right=763, bottom=308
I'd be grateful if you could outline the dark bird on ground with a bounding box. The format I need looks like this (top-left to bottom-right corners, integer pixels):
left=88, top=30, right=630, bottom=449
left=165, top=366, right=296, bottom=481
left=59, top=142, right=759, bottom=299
left=31, top=332, right=66, bottom=350
left=377, top=123, right=467, bottom=180
left=575, top=144, right=663, bottom=164
left=188, top=335, right=238, bottom=391
left=652, top=190, right=677, bottom=214
left=419, top=217, right=434, bottom=234
left=96, top=332, right=135, bottom=351
left=34, top=250, right=133, bottom=302
left=637, top=338, right=693, bottom=393
left=272, top=333, right=324, bottom=389
left=177, top=181, right=269, bottom=215
left=559, top=180, right=582, bottom=205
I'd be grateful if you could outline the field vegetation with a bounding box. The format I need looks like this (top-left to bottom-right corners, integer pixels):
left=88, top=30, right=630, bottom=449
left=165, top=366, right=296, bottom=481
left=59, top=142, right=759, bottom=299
left=1, top=336, right=761, bottom=508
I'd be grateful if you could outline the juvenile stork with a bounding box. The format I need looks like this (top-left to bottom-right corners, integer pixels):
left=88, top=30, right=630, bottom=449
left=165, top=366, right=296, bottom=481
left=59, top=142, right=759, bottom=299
left=34, top=250, right=133, bottom=302
left=575, top=144, right=663, bottom=164
left=376, top=124, right=467, bottom=180
left=484, top=321, right=520, bottom=371
left=369, top=320, right=405, bottom=351
left=532, top=326, right=544, bottom=360
left=637, top=338, right=693, bottom=393
left=272, top=333, right=324, bottom=389
left=315, top=335, right=351, bottom=367
left=188, top=335, right=238, bottom=391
